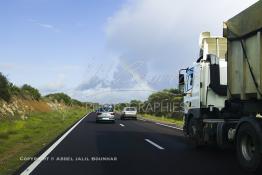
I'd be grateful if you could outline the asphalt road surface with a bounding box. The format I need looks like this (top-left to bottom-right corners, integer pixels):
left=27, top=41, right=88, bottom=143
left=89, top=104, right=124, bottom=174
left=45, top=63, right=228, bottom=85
left=19, top=112, right=254, bottom=175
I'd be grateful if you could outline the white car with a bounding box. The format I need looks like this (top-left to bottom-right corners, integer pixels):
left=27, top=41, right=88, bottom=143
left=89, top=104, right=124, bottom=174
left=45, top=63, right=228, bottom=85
left=96, top=107, right=115, bottom=123
left=121, top=107, right=137, bottom=120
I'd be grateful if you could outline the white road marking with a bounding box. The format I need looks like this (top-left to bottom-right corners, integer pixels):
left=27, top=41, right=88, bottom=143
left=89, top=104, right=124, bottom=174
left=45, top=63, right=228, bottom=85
left=138, top=118, right=146, bottom=121
left=119, top=124, right=125, bottom=127
left=145, top=139, right=165, bottom=150
left=20, top=113, right=90, bottom=175
left=155, top=122, right=183, bottom=131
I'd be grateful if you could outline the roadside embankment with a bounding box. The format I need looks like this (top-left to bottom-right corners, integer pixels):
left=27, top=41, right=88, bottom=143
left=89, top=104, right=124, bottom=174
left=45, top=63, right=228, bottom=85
left=138, top=114, right=184, bottom=128
left=0, top=97, right=90, bottom=175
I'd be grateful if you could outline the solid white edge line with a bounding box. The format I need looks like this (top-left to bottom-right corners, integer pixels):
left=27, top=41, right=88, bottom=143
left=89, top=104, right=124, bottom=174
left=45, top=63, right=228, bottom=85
left=20, top=112, right=91, bottom=175
left=145, top=139, right=164, bottom=150
left=119, top=124, right=125, bottom=127
left=155, top=122, right=183, bottom=131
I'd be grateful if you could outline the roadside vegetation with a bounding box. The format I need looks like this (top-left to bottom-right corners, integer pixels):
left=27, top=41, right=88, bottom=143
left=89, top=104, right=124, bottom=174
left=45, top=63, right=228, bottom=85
left=45, top=93, right=85, bottom=106
left=0, top=108, right=87, bottom=175
left=0, top=72, right=90, bottom=175
left=0, top=72, right=85, bottom=106
left=0, top=73, right=12, bottom=102
left=141, top=114, right=184, bottom=128
left=0, top=73, right=41, bottom=102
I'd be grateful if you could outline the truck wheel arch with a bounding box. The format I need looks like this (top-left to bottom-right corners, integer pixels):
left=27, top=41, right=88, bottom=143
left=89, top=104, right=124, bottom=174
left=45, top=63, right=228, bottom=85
left=235, top=117, right=262, bottom=153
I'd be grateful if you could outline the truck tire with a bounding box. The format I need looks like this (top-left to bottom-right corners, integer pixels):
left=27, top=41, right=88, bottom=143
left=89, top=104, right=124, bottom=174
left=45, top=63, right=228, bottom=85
left=188, top=119, right=203, bottom=147
left=236, top=123, right=262, bottom=172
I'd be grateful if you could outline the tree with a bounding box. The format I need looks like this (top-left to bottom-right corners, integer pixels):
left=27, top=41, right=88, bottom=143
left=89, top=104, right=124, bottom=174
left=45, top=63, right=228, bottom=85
left=163, top=88, right=181, bottom=95
left=115, top=103, right=129, bottom=111
left=112, top=89, right=183, bottom=118
left=9, top=83, right=22, bottom=96
left=0, top=72, right=11, bottom=102
left=130, top=100, right=143, bottom=112
left=147, top=89, right=183, bottom=117
left=71, top=99, right=84, bottom=106
left=21, top=84, right=41, bottom=100
left=45, top=93, right=72, bottom=105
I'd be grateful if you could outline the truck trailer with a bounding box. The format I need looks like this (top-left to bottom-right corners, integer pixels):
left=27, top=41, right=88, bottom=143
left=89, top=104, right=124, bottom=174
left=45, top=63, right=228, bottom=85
left=179, top=1, right=262, bottom=172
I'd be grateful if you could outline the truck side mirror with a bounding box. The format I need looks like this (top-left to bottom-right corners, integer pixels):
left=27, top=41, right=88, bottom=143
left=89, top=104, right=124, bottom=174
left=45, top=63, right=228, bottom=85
left=179, top=73, right=185, bottom=92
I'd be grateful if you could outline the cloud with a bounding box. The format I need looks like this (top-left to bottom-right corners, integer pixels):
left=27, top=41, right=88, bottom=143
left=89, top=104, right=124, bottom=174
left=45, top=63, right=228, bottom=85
left=37, top=23, right=60, bottom=32
left=74, top=0, right=258, bottom=103
left=38, top=23, right=54, bottom=29
left=104, top=0, right=258, bottom=89
left=42, top=81, right=65, bottom=93
left=27, top=19, right=60, bottom=32
left=77, top=76, right=109, bottom=90
left=40, top=73, right=66, bottom=94
left=72, top=86, right=153, bottom=104
left=74, top=55, right=155, bottom=103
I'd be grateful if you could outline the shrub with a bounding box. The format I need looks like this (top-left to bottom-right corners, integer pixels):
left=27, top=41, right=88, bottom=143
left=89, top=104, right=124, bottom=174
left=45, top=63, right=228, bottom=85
left=21, top=84, right=41, bottom=100
left=0, top=72, right=11, bottom=102
left=71, top=99, right=83, bottom=106
left=45, top=93, right=72, bottom=105
left=9, top=83, right=22, bottom=96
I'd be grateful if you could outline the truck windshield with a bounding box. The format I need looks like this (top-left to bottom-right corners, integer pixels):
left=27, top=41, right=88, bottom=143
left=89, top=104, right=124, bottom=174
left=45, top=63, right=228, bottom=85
left=185, top=67, right=194, bottom=92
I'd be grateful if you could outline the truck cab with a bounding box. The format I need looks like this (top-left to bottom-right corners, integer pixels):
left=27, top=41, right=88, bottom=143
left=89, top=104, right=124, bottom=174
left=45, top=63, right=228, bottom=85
left=180, top=32, right=227, bottom=122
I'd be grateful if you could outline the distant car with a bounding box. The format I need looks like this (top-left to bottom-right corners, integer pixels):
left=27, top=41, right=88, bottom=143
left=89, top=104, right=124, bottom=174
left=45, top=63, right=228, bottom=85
left=96, top=107, right=115, bottom=123
left=121, top=107, right=137, bottom=120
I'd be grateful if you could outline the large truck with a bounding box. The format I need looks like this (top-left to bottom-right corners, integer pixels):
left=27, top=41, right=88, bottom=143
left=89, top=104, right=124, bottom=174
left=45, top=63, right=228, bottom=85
left=179, top=1, right=262, bottom=172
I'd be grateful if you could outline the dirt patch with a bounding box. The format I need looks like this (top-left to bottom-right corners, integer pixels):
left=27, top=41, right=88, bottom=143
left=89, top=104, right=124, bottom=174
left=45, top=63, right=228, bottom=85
left=23, top=100, right=51, bottom=113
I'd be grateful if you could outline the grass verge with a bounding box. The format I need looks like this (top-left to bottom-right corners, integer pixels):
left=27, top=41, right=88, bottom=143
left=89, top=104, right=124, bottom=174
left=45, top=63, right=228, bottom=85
left=0, top=108, right=87, bottom=175
left=140, top=114, right=184, bottom=128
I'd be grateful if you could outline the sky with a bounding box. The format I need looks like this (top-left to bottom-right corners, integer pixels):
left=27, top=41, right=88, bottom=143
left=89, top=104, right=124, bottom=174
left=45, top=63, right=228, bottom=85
left=0, top=0, right=259, bottom=103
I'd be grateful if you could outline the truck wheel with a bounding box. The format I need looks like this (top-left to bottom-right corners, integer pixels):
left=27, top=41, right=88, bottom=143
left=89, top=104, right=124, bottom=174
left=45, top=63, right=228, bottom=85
left=236, top=123, right=262, bottom=172
left=188, top=119, right=202, bottom=147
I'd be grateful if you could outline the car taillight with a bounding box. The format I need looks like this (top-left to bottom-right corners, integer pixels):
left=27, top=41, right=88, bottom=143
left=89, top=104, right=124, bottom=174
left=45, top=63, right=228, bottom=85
left=111, top=112, right=115, bottom=115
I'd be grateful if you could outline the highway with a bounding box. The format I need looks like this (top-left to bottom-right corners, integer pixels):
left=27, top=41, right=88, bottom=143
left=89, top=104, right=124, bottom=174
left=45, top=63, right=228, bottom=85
left=19, top=112, right=253, bottom=175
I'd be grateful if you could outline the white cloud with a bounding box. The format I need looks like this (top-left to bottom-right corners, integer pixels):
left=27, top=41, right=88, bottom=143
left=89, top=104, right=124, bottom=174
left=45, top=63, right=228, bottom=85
left=76, top=76, right=109, bottom=90
left=102, top=0, right=258, bottom=98
left=40, top=73, right=66, bottom=94
left=72, top=86, right=153, bottom=104
left=37, top=23, right=60, bottom=32
left=106, top=0, right=258, bottom=68
left=38, top=23, right=54, bottom=29
left=42, top=81, right=65, bottom=93
left=27, top=19, right=60, bottom=32
left=74, top=0, right=258, bottom=103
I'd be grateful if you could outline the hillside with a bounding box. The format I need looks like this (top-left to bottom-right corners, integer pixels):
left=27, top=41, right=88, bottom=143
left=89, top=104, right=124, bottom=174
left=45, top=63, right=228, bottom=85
left=0, top=72, right=86, bottom=119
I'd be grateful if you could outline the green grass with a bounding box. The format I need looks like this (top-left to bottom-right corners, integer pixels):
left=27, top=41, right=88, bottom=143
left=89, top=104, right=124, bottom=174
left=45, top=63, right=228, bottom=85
left=140, top=114, right=184, bottom=128
left=0, top=108, right=88, bottom=175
